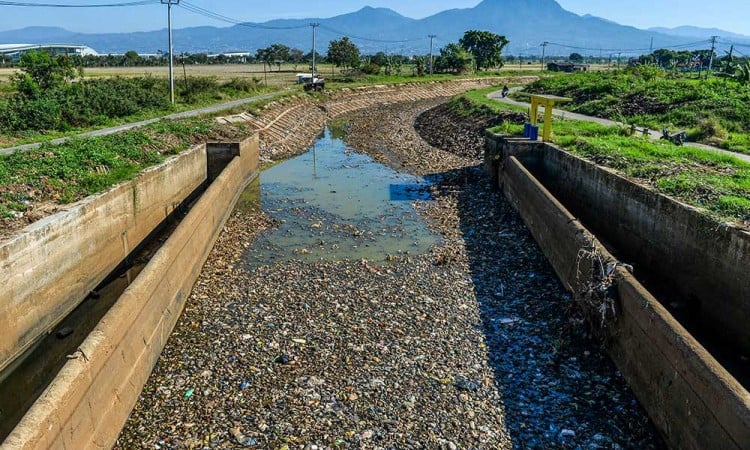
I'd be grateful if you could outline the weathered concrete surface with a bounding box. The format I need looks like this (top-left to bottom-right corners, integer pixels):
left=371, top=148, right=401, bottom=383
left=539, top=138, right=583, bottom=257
left=528, top=144, right=750, bottom=355
left=2, top=135, right=259, bottom=450
left=0, top=145, right=207, bottom=374
left=488, top=136, right=750, bottom=450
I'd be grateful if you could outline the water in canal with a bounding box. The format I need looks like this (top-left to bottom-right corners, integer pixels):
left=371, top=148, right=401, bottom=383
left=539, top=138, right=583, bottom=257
left=239, top=127, right=440, bottom=266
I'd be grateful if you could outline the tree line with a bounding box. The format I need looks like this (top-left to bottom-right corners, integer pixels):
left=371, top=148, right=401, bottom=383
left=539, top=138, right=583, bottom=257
left=0, top=29, right=510, bottom=75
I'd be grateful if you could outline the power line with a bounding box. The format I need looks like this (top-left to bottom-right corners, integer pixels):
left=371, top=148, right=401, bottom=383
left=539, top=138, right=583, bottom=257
left=178, top=1, right=307, bottom=30
left=544, top=39, right=713, bottom=54
left=0, top=0, right=154, bottom=7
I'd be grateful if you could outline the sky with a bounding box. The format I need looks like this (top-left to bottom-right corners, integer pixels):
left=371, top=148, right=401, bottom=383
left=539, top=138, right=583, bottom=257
left=0, top=0, right=749, bottom=36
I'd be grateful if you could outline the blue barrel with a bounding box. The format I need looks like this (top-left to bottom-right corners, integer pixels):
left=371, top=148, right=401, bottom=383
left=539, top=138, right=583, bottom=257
left=523, top=122, right=531, bottom=137
left=529, top=124, right=539, bottom=141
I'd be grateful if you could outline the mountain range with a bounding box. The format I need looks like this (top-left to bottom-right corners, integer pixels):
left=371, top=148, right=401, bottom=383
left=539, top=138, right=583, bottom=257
left=1, top=0, right=748, bottom=56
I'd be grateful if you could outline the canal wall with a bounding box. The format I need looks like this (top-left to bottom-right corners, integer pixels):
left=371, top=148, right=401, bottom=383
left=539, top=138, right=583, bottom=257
left=0, top=145, right=207, bottom=375
left=2, top=135, right=259, bottom=449
left=485, top=134, right=750, bottom=450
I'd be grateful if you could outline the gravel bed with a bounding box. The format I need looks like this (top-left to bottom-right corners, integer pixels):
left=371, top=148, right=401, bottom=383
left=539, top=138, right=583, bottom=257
left=117, top=99, right=663, bottom=449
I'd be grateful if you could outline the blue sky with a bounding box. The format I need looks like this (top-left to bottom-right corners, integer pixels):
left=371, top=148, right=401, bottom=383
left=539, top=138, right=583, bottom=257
left=1, top=0, right=749, bottom=36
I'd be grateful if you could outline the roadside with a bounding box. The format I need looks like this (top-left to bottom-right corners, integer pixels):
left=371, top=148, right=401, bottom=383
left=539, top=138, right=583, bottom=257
left=487, top=89, right=750, bottom=164
left=0, top=92, right=282, bottom=156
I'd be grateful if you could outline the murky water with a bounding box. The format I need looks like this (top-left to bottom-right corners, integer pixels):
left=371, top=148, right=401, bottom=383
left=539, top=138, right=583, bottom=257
left=0, top=264, right=144, bottom=441
left=239, top=128, right=440, bottom=266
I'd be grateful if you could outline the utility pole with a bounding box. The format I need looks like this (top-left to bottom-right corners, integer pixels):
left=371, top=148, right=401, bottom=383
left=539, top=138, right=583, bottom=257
left=161, top=0, right=180, bottom=104
left=428, top=34, right=437, bottom=75
left=540, top=41, right=549, bottom=70
left=706, top=35, right=718, bottom=80
left=310, top=23, right=319, bottom=81
left=617, top=52, right=622, bottom=68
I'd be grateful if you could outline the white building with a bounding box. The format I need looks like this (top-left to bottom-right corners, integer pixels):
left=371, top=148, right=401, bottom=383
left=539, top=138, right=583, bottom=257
left=0, top=44, right=99, bottom=62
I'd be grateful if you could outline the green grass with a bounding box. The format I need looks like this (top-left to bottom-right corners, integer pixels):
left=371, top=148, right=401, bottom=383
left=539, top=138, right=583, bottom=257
left=521, top=68, right=750, bottom=154
left=0, top=118, right=226, bottom=215
left=324, top=69, right=540, bottom=90
left=0, top=77, right=276, bottom=149
left=471, top=87, right=750, bottom=224
left=458, top=86, right=528, bottom=114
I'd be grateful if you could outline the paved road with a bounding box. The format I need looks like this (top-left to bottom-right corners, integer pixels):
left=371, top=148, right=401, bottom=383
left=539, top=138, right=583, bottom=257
left=488, top=89, right=750, bottom=164
left=0, top=92, right=281, bottom=156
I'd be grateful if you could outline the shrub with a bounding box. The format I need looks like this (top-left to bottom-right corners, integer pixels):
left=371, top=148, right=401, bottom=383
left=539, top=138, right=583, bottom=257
left=688, top=117, right=729, bottom=143
left=223, top=78, right=260, bottom=93
left=360, top=63, right=381, bottom=75
left=15, top=97, right=63, bottom=130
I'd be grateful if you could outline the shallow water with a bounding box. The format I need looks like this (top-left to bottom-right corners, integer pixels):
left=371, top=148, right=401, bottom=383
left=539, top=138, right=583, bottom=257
left=239, top=128, right=440, bottom=267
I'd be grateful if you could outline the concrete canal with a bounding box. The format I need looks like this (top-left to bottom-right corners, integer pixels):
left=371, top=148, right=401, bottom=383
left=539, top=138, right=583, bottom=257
left=115, top=103, right=663, bottom=449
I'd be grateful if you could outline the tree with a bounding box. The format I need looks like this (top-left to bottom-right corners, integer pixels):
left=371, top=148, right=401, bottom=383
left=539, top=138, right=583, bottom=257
left=327, top=37, right=360, bottom=69
left=256, top=44, right=291, bottom=72
left=414, top=56, right=425, bottom=76
left=371, top=51, right=388, bottom=67
left=255, top=48, right=272, bottom=72
left=569, top=52, right=584, bottom=62
left=289, top=48, right=304, bottom=69
left=458, top=30, right=509, bottom=70
left=123, top=50, right=140, bottom=66
left=12, top=50, right=75, bottom=95
left=435, top=43, right=473, bottom=74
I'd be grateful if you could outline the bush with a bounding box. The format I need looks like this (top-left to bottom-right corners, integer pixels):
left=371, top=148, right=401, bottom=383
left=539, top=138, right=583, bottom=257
left=223, top=77, right=260, bottom=93
left=688, top=117, right=729, bottom=143
left=360, top=63, right=381, bottom=75
left=15, top=97, right=63, bottom=130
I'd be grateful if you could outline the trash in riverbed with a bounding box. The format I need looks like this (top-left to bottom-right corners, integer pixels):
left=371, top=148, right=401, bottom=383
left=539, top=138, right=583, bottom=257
left=230, top=427, right=258, bottom=447
left=454, top=377, right=480, bottom=392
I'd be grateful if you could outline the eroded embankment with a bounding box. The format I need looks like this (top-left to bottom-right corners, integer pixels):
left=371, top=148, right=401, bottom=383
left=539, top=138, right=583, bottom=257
left=116, top=97, right=662, bottom=448
left=220, top=77, right=536, bottom=162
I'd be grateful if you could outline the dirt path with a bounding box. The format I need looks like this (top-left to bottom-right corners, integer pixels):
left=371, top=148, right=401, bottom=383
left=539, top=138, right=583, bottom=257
left=116, top=99, right=663, bottom=449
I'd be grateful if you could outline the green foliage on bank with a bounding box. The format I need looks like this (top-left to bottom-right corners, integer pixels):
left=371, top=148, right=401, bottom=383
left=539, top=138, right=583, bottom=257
left=0, top=119, right=222, bottom=218
left=521, top=67, right=750, bottom=154
left=455, top=85, right=750, bottom=224
left=0, top=51, right=265, bottom=139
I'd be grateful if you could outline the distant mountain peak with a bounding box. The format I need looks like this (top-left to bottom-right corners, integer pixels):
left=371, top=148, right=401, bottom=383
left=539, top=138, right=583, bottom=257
left=352, top=6, right=406, bottom=17
left=476, top=0, right=564, bottom=10
left=0, top=1, right=736, bottom=56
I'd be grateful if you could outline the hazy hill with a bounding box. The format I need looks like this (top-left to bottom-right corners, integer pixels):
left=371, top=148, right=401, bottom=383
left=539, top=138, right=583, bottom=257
left=0, top=0, right=738, bottom=56
left=648, top=26, right=750, bottom=43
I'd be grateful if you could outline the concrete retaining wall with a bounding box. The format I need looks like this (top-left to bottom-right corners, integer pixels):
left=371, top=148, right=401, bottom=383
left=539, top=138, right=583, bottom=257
left=488, top=135, right=750, bottom=449
left=2, top=135, right=259, bottom=449
left=529, top=144, right=750, bottom=355
left=0, top=145, right=207, bottom=374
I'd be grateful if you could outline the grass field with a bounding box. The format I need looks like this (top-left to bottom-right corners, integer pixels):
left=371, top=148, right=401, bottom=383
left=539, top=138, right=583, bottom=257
left=521, top=68, right=750, bottom=154
left=452, top=86, right=750, bottom=225
left=0, top=62, right=555, bottom=84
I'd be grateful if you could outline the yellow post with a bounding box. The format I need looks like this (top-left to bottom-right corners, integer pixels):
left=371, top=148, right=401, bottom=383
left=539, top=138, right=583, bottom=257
left=530, top=97, right=540, bottom=125
left=543, top=99, right=554, bottom=141
left=528, top=94, right=572, bottom=141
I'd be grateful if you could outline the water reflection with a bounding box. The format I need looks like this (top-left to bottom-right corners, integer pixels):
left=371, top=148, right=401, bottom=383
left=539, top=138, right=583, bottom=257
left=241, top=128, right=440, bottom=267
